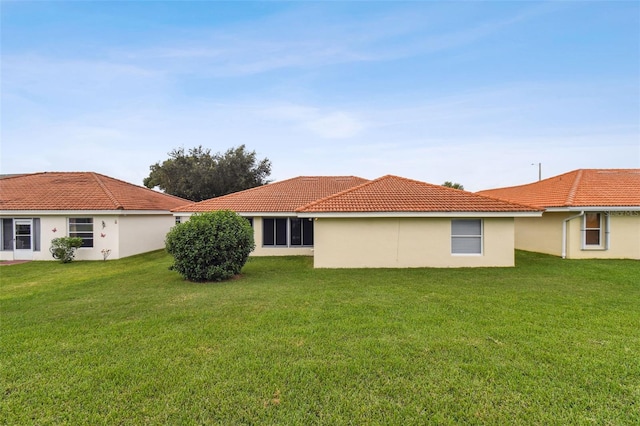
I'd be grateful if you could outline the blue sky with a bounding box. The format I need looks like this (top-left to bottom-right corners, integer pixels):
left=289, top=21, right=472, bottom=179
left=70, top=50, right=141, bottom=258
left=2, top=1, right=638, bottom=191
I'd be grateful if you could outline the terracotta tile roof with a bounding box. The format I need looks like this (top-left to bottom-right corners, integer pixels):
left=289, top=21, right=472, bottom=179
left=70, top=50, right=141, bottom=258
left=0, top=172, right=191, bottom=211
left=477, top=169, right=640, bottom=208
left=173, top=176, right=369, bottom=213
left=297, top=175, right=541, bottom=213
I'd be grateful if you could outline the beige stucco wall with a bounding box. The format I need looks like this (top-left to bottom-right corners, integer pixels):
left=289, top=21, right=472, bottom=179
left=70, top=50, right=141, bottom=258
left=514, top=212, right=640, bottom=260
left=513, top=212, right=571, bottom=257
left=565, top=213, right=640, bottom=259
left=312, top=217, right=515, bottom=268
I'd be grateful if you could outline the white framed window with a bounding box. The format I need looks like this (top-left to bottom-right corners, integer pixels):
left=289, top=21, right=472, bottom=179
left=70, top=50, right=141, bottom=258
left=451, top=219, right=483, bottom=255
left=583, top=213, right=604, bottom=249
left=69, top=218, right=94, bottom=248
left=263, top=217, right=313, bottom=247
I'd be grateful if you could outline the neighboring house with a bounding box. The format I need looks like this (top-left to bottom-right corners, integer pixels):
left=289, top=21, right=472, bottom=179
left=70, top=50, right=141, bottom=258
left=478, top=169, right=640, bottom=259
left=175, top=174, right=542, bottom=268
left=173, top=176, right=369, bottom=256
left=0, top=172, right=190, bottom=261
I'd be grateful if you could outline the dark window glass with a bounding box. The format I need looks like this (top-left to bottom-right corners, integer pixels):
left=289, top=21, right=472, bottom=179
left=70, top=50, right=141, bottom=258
left=585, top=213, right=600, bottom=229
left=585, top=230, right=600, bottom=245
left=33, top=218, right=41, bottom=251
left=2, top=219, right=13, bottom=251
left=275, top=218, right=287, bottom=245
left=584, top=213, right=601, bottom=246
left=263, top=217, right=313, bottom=247
left=69, top=218, right=94, bottom=248
left=263, top=218, right=275, bottom=246
left=302, top=219, right=314, bottom=246
left=290, top=218, right=302, bottom=246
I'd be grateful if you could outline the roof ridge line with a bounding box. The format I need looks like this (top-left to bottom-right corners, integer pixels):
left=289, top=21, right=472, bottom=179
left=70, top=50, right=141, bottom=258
left=90, top=172, right=124, bottom=210
left=296, top=176, right=380, bottom=212
left=565, top=169, right=583, bottom=206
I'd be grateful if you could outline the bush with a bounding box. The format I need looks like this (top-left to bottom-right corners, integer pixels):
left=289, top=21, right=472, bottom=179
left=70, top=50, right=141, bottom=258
left=165, top=210, right=255, bottom=282
left=50, top=237, right=83, bottom=263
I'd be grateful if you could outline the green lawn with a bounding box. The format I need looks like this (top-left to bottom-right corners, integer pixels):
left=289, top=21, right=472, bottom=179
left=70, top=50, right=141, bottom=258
left=1, top=251, right=638, bottom=425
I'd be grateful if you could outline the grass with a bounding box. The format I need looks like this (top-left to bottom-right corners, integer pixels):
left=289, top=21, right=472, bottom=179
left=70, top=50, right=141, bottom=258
left=1, top=251, right=639, bottom=425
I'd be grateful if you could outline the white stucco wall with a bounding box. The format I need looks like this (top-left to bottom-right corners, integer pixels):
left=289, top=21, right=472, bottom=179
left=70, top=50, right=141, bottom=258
left=312, top=217, right=516, bottom=268
left=117, top=215, right=175, bottom=258
left=1, top=213, right=174, bottom=261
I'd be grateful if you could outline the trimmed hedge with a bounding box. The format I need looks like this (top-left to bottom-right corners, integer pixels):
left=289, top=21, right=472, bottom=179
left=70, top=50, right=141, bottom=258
left=165, top=210, right=255, bottom=282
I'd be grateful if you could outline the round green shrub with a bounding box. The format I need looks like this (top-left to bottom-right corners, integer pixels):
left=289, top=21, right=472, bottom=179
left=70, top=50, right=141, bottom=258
left=165, top=210, right=255, bottom=282
left=50, top=237, right=83, bottom=263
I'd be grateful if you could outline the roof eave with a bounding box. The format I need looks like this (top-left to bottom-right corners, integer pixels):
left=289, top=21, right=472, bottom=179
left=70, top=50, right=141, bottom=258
left=545, top=206, right=640, bottom=212
left=173, top=211, right=297, bottom=217
left=297, top=211, right=543, bottom=218
left=0, top=210, right=175, bottom=216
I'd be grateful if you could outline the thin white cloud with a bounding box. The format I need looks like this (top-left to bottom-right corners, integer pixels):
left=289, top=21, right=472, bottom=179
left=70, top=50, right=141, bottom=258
left=96, top=2, right=557, bottom=77
left=258, top=103, right=366, bottom=139
left=1, top=1, right=636, bottom=192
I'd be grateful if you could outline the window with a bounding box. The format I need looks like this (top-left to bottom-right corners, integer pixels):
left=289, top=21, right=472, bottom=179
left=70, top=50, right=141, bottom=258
left=245, top=217, right=254, bottom=228
left=33, top=218, right=41, bottom=252
left=290, top=218, right=314, bottom=246
left=583, top=213, right=603, bottom=248
left=451, top=219, right=482, bottom=254
left=1, top=219, right=13, bottom=251
left=263, top=217, right=314, bottom=247
left=175, top=216, right=182, bottom=225
left=69, top=218, right=94, bottom=248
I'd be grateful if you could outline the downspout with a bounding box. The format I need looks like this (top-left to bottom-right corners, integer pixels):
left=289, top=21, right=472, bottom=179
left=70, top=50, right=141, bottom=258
left=562, top=211, right=584, bottom=259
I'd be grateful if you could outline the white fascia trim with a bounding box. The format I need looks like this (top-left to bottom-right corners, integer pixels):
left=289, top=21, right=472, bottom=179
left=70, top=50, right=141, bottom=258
left=173, top=212, right=295, bottom=217
left=296, top=211, right=543, bottom=219
left=0, top=210, right=173, bottom=216
left=546, top=206, right=640, bottom=212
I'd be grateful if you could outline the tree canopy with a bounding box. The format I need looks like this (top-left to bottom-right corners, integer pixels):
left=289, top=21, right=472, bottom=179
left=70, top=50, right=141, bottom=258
left=144, top=145, right=271, bottom=201
left=442, top=181, right=464, bottom=190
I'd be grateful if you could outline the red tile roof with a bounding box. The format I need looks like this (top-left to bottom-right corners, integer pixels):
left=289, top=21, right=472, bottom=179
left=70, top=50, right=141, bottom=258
left=0, top=172, right=191, bottom=211
left=173, top=176, right=369, bottom=213
left=477, top=169, right=640, bottom=208
left=297, top=175, right=541, bottom=213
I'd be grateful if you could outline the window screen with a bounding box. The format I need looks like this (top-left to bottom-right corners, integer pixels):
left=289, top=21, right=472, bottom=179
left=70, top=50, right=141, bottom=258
left=2, top=219, right=13, bottom=251
left=451, top=219, right=482, bottom=254
left=69, top=218, right=94, bottom=248
left=263, top=217, right=313, bottom=247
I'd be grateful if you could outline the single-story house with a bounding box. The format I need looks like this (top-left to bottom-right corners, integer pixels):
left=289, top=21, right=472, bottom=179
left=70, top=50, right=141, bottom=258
left=0, top=172, right=190, bottom=261
left=478, top=169, right=640, bottom=259
left=174, top=174, right=542, bottom=268
left=173, top=176, right=369, bottom=257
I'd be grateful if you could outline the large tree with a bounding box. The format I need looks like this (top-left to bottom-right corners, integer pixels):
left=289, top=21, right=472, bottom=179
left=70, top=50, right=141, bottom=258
left=442, top=181, right=464, bottom=190
left=144, top=145, right=271, bottom=201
